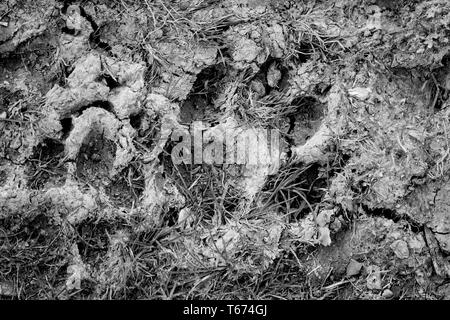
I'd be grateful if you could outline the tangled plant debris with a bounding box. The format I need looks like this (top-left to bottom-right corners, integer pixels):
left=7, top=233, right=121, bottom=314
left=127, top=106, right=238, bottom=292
left=1, top=0, right=450, bottom=300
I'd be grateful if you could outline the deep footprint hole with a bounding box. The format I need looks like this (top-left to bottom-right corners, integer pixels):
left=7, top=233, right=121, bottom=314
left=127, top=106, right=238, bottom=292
left=60, top=117, right=73, bottom=139
left=250, top=57, right=290, bottom=96
left=131, top=112, right=161, bottom=152
left=159, top=141, right=244, bottom=224
left=75, top=100, right=114, bottom=116
left=258, top=153, right=347, bottom=222
left=97, top=73, right=120, bottom=89
left=277, top=96, right=325, bottom=156
left=75, top=218, right=125, bottom=264
left=260, top=163, right=325, bottom=221
left=180, top=64, right=227, bottom=124
left=75, top=126, right=116, bottom=187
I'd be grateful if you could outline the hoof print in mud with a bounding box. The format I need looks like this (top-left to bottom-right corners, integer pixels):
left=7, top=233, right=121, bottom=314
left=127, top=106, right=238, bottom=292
left=75, top=127, right=116, bottom=187
left=180, top=64, right=227, bottom=123
left=75, top=218, right=113, bottom=264
left=283, top=96, right=326, bottom=149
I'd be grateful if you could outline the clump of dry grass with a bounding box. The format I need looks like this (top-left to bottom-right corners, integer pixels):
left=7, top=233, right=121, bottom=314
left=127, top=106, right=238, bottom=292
left=162, top=154, right=244, bottom=226
left=249, top=144, right=349, bottom=219
left=111, top=229, right=312, bottom=300
left=252, top=163, right=318, bottom=220
left=278, top=2, right=346, bottom=61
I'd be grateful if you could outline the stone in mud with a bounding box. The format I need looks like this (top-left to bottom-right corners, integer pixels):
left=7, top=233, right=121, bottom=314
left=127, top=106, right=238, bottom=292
left=390, top=240, right=410, bottom=259
left=346, top=259, right=363, bottom=277
left=178, top=208, right=195, bottom=229
left=366, top=265, right=382, bottom=290
left=267, top=63, right=282, bottom=88
left=348, top=87, right=372, bottom=100
left=382, top=289, right=394, bottom=299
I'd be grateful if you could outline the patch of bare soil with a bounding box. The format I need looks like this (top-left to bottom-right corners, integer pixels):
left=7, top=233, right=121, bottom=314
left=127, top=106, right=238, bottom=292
left=1, top=0, right=450, bottom=300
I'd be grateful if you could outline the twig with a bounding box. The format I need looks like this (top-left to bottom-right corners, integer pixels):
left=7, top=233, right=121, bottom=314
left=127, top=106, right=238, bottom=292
left=0, top=118, right=31, bottom=124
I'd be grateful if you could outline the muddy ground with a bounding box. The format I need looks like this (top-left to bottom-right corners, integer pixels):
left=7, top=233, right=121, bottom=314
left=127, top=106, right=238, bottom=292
left=1, top=0, right=450, bottom=300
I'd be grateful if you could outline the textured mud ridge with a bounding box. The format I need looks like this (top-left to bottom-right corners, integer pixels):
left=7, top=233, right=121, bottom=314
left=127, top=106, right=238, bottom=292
left=1, top=0, right=450, bottom=299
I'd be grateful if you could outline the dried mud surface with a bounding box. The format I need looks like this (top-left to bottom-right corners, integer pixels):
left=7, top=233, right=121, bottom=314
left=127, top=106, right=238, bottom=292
left=1, top=0, right=450, bottom=300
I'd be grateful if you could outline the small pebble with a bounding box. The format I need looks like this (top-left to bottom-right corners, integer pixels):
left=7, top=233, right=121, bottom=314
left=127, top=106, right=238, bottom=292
left=346, top=259, right=363, bottom=277
left=348, top=87, right=372, bottom=100
left=382, top=289, right=394, bottom=299
left=366, top=265, right=382, bottom=290
left=390, top=239, right=410, bottom=259
left=0, top=282, right=14, bottom=296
